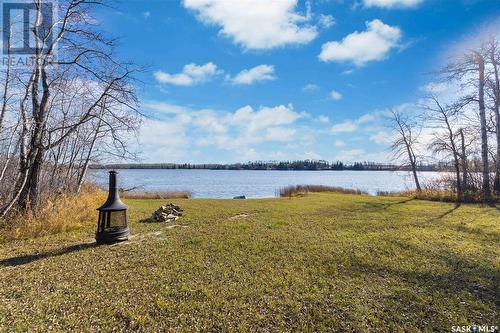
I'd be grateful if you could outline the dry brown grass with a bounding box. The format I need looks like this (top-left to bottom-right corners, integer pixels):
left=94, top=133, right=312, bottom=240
left=0, top=183, right=105, bottom=242
left=120, top=191, right=192, bottom=199
left=0, top=187, right=191, bottom=242
left=399, top=189, right=457, bottom=202
left=378, top=188, right=498, bottom=203
left=278, top=184, right=367, bottom=197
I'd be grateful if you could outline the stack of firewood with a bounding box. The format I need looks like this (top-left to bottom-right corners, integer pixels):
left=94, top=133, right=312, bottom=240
left=152, top=203, right=183, bottom=222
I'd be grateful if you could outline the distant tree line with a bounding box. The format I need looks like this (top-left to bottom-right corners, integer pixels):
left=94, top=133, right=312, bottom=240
left=91, top=160, right=441, bottom=171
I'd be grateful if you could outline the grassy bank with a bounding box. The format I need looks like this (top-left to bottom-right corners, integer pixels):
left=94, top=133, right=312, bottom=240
left=0, top=193, right=498, bottom=332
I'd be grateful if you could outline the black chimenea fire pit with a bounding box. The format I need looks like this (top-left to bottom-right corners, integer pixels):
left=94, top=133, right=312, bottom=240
left=96, top=171, right=130, bottom=244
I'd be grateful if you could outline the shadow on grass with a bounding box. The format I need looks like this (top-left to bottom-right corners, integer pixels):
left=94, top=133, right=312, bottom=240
left=487, top=202, right=500, bottom=211
left=139, top=217, right=155, bottom=223
left=360, top=197, right=415, bottom=210
left=314, top=198, right=415, bottom=220
left=349, top=244, right=499, bottom=304
left=0, top=242, right=99, bottom=268
left=429, top=205, right=460, bottom=222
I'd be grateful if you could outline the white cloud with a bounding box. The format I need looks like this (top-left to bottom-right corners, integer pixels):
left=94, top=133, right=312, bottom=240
left=304, top=151, right=322, bottom=160
left=334, top=139, right=346, bottom=147
left=330, top=113, right=376, bottom=134
left=418, top=81, right=468, bottom=105
left=318, top=14, right=335, bottom=28
left=141, top=102, right=304, bottom=155
left=335, top=149, right=389, bottom=163
left=331, top=121, right=357, bottom=133
left=420, top=81, right=449, bottom=94
left=192, top=109, right=228, bottom=134
left=140, top=119, right=187, bottom=147
left=329, top=89, right=343, bottom=100
left=142, top=11, right=151, bottom=18
left=220, top=115, right=301, bottom=148
left=357, top=114, right=377, bottom=123
left=229, top=104, right=301, bottom=134
left=335, top=149, right=365, bottom=162
left=136, top=117, right=191, bottom=162
left=133, top=101, right=401, bottom=163
left=265, top=127, right=297, bottom=141
left=319, top=19, right=402, bottom=66
left=143, top=102, right=192, bottom=115
left=154, top=62, right=219, bottom=86
left=239, top=148, right=287, bottom=161
left=228, top=64, right=276, bottom=85
left=369, top=131, right=394, bottom=144
left=445, top=19, right=500, bottom=59
left=302, top=83, right=320, bottom=92
left=182, top=0, right=318, bottom=49
left=318, top=115, right=330, bottom=123
left=363, top=0, right=423, bottom=8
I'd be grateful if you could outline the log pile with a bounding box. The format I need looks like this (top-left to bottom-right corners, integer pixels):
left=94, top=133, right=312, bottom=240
left=152, top=203, right=183, bottom=222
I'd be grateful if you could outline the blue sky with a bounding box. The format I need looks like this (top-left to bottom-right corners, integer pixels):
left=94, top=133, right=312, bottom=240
left=96, top=0, right=499, bottom=163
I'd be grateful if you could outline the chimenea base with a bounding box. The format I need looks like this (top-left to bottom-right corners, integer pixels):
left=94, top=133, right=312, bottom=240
left=96, top=227, right=130, bottom=244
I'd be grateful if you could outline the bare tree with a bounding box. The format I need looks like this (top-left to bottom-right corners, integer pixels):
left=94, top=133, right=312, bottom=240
left=0, top=0, right=141, bottom=216
left=457, top=127, right=480, bottom=194
left=388, top=107, right=422, bottom=192
left=441, top=45, right=493, bottom=201
left=485, top=38, right=500, bottom=194
left=421, top=95, right=465, bottom=203
left=476, top=52, right=492, bottom=200
left=458, top=128, right=468, bottom=191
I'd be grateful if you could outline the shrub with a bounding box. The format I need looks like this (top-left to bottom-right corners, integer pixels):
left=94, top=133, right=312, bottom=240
left=120, top=191, right=191, bottom=199
left=0, top=183, right=105, bottom=242
left=278, top=185, right=367, bottom=198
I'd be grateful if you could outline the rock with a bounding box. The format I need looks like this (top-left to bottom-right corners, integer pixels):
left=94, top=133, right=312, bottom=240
left=233, top=195, right=246, bottom=199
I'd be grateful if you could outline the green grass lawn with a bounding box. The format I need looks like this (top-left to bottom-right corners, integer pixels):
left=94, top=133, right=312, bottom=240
left=0, top=193, right=498, bottom=332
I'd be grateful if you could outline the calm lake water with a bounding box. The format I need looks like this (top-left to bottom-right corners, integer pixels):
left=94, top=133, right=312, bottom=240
left=88, top=169, right=443, bottom=198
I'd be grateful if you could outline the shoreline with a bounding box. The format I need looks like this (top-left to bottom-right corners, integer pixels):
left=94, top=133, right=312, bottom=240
left=90, top=167, right=444, bottom=172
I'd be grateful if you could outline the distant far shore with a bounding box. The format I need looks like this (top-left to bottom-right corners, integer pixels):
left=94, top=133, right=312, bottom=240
left=89, top=160, right=446, bottom=172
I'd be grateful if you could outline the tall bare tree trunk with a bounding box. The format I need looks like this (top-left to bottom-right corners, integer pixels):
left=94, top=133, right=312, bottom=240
left=0, top=169, right=29, bottom=217
left=409, top=148, right=421, bottom=191
left=459, top=129, right=468, bottom=193
left=5, top=74, right=31, bottom=216
left=28, top=151, right=44, bottom=211
left=77, top=117, right=103, bottom=193
left=477, top=54, right=492, bottom=201
left=489, top=42, right=500, bottom=194
left=445, top=125, right=461, bottom=204
left=0, top=123, right=17, bottom=182
left=453, top=157, right=462, bottom=204
left=18, top=4, right=52, bottom=212
left=0, top=24, right=12, bottom=133
left=494, top=101, right=500, bottom=194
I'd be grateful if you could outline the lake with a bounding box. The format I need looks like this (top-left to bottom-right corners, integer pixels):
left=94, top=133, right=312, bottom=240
left=88, top=169, right=443, bottom=198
